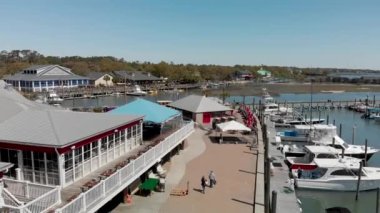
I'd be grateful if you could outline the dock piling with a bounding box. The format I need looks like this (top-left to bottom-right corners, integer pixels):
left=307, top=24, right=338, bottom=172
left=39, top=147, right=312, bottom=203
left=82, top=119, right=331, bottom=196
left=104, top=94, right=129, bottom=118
left=376, top=188, right=379, bottom=213
left=339, top=124, right=342, bottom=137
left=364, top=139, right=368, bottom=166
left=355, top=161, right=363, bottom=201
left=271, top=190, right=277, bottom=213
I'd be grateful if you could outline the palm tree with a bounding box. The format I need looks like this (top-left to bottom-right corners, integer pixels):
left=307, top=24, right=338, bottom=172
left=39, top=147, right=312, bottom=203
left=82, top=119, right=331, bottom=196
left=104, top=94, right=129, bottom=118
left=103, top=75, right=111, bottom=87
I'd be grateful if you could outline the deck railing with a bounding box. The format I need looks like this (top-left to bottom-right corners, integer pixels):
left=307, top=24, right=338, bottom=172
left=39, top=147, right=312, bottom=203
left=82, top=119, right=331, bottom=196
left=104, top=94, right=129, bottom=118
left=2, top=179, right=60, bottom=213
left=56, top=121, right=194, bottom=213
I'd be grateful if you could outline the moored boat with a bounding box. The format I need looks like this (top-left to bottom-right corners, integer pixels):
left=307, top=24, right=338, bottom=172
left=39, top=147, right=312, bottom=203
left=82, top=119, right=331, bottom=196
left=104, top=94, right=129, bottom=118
left=293, top=158, right=380, bottom=191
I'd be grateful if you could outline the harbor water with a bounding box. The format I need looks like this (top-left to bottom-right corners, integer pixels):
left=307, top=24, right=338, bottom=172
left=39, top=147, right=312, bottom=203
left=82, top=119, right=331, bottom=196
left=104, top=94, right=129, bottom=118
left=62, top=86, right=380, bottom=213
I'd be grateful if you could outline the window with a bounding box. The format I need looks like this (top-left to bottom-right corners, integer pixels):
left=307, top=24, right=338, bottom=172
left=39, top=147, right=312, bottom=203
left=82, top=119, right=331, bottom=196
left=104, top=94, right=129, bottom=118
left=330, top=169, right=364, bottom=176
left=316, top=154, right=337, bottom=159
left=108, top=135, right=114, bottom=148
left=74, top=148, right=82, bottom=164
left=64, top=152, right=73, bottom=171
left=83, top=144, right=91, bottom=161
left=92, top=141, right=98, bottom=157
left=23, top=151, right=33, bottom=170
left=33, top=152, right=45, bottom=172
left=101, top=138, right=107, bottom=152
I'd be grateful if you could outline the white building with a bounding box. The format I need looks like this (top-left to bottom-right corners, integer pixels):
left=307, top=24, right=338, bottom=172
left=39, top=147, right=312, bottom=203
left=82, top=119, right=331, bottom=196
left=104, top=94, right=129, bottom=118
left=86, top=72, right=114, bottom=87
left=3, top=65, right=89, bottom=92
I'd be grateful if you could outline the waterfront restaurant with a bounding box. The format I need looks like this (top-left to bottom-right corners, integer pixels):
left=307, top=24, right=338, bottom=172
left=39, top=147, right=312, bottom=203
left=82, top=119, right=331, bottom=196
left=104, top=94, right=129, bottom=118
left=0, top=80, right=194, bottom=212
left=0, top=80, right=143, bottom=186
left=112, top=70, right=161, bottom=85
left=168, top=95, right=232, bottom=124
left=3, top=64, right=89, bottom=92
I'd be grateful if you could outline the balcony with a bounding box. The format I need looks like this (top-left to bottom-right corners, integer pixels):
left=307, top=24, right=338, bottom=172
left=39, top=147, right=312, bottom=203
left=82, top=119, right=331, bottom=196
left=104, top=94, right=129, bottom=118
left=55, top=121, right=194, bottom=213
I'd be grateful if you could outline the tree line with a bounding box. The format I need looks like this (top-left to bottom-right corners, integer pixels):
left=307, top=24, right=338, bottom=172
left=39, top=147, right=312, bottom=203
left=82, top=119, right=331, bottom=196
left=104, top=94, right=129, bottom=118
left=2, top=49, right=376, bottom=83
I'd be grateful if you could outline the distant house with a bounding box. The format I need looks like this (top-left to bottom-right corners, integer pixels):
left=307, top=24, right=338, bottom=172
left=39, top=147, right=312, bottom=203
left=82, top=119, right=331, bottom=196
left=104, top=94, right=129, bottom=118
left=86, top=72, right=114, bottom=87
left=168, top=95, right=232, bottom=124
left=257, top=68, right=272, bottom=78
left=112, top=71, right=161, bottom=85
left=3, top=65, right=89, bottom=92
left=235, top=70, right=253, bottom=80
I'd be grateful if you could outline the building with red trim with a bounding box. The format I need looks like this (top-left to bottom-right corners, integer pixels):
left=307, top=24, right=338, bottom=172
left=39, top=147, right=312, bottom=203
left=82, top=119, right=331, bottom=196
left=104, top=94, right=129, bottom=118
left=0, top=81, right=143, bottom=186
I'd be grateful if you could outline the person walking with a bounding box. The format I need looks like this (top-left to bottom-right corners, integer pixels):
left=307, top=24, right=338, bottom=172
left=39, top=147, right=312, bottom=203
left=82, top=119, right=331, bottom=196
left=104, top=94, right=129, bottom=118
left=209, top=171, right=216, bottom=188
left=201, top=176, right=206, bottom=194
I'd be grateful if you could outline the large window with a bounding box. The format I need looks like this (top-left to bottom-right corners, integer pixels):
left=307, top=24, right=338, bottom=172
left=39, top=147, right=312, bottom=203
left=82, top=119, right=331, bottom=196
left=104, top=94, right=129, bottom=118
left=74, top=148, right=83, bottom=165
left=92, top=141, right=98, bottom=157
left=64, top=152, right=73, bottom=171
left=83, top=144, right=91, bottom=161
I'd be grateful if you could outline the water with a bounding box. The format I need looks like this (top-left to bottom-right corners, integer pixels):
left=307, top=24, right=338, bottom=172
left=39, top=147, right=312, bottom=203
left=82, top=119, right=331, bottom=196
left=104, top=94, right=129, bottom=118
left=62, top=86, right=380, bottom=213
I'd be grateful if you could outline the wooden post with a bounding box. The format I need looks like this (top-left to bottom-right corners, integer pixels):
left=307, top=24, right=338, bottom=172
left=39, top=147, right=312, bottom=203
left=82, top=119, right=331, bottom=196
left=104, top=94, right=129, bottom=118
left=326, top=115, right=329, bottom=125
left=342, top=149, right=345, bottom=158
left=332, top=137, right=335, bottom=146
left=271, top=190, right=277, bottom=213
left=352, top=125, right=356, bottom=145
left=373, top=95, right=376, bottom=107
left=364, top=139, right=368, bottom=166
left=376, top=187, right=379, bottom=213
left=339, top=123, right=342, bottom=137
left=318, top=110, right=321, bottom=122
left=355, top=161, right=363, bottom=201
left=333, top=119, right=335, bottom=125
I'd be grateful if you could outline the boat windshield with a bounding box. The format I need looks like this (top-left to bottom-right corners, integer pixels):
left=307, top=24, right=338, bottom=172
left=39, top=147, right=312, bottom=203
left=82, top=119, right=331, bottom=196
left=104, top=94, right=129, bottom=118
left=298, top=167, right=328, bottom=179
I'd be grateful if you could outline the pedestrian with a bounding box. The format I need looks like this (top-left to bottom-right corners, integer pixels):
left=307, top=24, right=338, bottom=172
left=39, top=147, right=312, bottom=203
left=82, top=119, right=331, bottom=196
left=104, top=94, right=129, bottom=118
left=209, top=171, right=216, bottom=188
left=201, top=176, right=206, bottom=194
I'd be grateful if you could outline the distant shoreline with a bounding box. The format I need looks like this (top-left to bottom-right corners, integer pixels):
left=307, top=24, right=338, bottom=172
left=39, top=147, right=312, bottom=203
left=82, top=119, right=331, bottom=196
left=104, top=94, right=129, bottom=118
left=207, top=82, right=380, bottom=96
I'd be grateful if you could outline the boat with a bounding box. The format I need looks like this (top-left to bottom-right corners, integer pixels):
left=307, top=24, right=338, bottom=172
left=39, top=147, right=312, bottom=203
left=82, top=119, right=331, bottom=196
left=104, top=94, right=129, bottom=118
left=261, top=88, right=292, bottom=115
left=293, top=158, right=380, bottom=191
left=285, top=145, right=362, bottom=171
left=317, top=135, right=379, bottom=161
left=126, top=85, right=147, bottom=96
left=277, top=124, right=337, bottom=142
left=320, top=90, right=345, bottom=93
left=46, top=90, right=63, bottom=105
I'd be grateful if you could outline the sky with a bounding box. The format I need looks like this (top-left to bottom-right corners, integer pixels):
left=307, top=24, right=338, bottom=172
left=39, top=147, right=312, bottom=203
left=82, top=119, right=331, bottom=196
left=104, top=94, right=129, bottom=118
left=1, top=0, right=380, bottom=69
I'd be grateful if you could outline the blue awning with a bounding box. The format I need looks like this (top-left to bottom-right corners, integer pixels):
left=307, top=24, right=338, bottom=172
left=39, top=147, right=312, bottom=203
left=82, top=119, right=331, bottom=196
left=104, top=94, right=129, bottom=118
left=109, top=98, right=180, bottom=123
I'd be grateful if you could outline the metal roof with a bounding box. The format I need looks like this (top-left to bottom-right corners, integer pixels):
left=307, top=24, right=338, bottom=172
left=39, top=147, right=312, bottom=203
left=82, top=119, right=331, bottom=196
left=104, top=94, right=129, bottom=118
left=0, top=110, right=141, bottom=147
left=109, top=98, right=180, bottom=123
left=0, top=80, right=142, bottom=148
left=168, top=95, right=231, bottom=113
left=3, top=64, right=89, bottom=81
left=86, top=72, right=112, bottom=80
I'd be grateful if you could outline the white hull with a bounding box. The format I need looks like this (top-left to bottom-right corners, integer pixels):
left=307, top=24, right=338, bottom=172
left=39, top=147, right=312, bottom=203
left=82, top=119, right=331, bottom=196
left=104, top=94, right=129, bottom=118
left=296, top=178, right=380, bottom=191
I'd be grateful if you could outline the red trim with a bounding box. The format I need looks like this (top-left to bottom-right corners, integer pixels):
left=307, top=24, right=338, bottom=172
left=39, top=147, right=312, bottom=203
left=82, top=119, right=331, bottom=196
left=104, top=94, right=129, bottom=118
left=0, top=142, right=55, bottom=153
left=290, top=164, right=318, bottom=170
left=0, top=119, right=142, bottom=154
left=57, top=119, right=141, bottom=154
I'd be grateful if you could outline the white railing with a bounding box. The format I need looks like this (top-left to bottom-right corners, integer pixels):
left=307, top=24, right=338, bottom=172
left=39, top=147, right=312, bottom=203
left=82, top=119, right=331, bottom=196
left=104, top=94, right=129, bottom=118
left=56, top=121, right=194, bottom=213
left=4, top=179, right=55, bottom=200
left=3, top=188, right=23, bottom=206
left=24, top=187, right=60, bottom=213
left=2, top=179, right=60, bottom=213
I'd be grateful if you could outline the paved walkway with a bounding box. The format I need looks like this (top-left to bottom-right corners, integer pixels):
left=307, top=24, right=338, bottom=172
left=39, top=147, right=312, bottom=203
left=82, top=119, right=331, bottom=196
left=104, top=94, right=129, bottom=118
left=112, top=127, right=207, bottom=213
left=113, top=124, right=257, bottom=213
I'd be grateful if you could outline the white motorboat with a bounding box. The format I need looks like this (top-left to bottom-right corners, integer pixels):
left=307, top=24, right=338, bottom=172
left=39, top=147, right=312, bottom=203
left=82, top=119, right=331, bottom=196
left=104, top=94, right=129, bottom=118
left=317, top=135, right=379, bottom=161
left=285, top=145, right=362, bottom=171
left=277, top=124, right=337, bottom=142
left=293, top=158, right=380, bottom=191
left=126, top=85, right=147, bottom=96
left=46, top=90, right=63, bottom=105
left=261, top=88, right=292, bottom=115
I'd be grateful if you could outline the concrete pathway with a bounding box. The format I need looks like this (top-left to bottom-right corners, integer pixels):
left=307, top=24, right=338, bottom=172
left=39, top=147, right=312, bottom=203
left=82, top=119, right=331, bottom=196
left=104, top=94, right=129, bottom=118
left=112, top=127, right=207, bottom=213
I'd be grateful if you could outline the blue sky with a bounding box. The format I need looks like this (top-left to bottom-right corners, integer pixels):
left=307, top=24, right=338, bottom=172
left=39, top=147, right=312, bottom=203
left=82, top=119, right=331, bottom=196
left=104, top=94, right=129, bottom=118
left=1, top=0, right=380, bottom=69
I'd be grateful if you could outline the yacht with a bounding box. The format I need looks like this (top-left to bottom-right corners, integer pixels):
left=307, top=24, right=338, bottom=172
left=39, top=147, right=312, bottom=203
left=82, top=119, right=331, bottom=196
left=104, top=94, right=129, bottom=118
left=261, top=88, right=292, bottom=115
left=277, top=124, right=337, bottom=142
left=285, top=145, right=362, bottom=171
left=293, top=158, right=380, bottom=191
left=317, top=135, right=379, bottom=161
left=126, top=85, right=147, bottom=96
left=46, top=90, right=63, bottom=105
